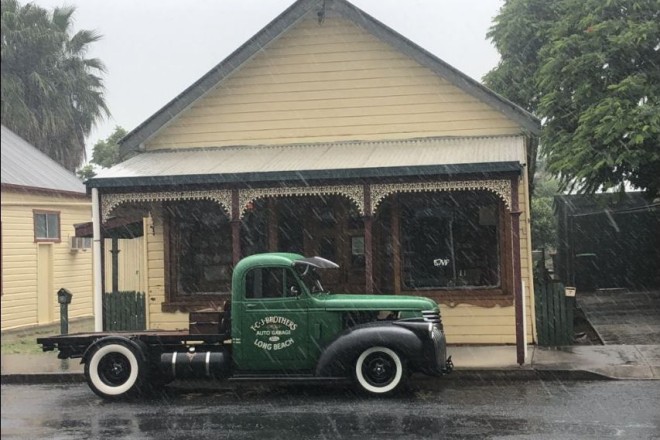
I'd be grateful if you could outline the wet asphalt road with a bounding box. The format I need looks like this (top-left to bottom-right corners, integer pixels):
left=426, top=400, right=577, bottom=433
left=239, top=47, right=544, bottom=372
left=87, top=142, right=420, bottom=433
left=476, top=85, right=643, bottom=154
left=2, top=379, right=659, bottom=439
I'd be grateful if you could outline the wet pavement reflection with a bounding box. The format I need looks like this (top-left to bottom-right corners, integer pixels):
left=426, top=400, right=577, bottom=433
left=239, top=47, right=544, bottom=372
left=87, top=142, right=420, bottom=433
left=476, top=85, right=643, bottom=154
left=2, top=379, right=659, bottom=439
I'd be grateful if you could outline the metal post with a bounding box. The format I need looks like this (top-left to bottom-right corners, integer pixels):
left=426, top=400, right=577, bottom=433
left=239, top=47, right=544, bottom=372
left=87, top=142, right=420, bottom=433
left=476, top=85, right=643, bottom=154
left=363, top=184, right=374, bottom=294
left=60, top=303, right=68, bottom=334
left=111, top=237, right=120, bottom=293
left=364, top=216, right=374, bottom=294
left=231, top=189, right=241, bottom=265
left=92, top=188, right=104, bottom=331
left=511, top=177, right=525, bottom=365
left=57, top=288, right=72, bottom=335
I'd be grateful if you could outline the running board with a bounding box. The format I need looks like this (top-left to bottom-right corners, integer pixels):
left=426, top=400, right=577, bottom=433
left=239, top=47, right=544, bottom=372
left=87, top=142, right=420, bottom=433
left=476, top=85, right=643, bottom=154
left=229, top=375, right=349, bottom=383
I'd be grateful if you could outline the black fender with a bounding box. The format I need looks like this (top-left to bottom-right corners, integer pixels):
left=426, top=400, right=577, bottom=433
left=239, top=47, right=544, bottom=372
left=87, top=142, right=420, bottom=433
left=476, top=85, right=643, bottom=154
left=81, top=336, right=149, bottom=365
left=315, top=321, right=431, bottom=377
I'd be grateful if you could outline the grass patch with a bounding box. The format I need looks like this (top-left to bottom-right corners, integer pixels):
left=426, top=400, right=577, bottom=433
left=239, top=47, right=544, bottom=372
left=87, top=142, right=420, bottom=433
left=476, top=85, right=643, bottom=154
left=1, top=338, right=44, bottom=355
left=1, top=326, right=56, bottom=354
left=1, top=318, right=94, bottom=355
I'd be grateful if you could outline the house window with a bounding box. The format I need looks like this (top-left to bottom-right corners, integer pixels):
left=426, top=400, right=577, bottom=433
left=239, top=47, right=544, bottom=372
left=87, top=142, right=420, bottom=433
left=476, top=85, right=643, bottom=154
left=241, top=199, right=268, bottom=256
left=277, top=198, right=305, bottom=254
left=166, top=201, right=232, bottom=297
left=34, top=211, right=60, bottom=242
left=401, top=191, right=501, bottom=290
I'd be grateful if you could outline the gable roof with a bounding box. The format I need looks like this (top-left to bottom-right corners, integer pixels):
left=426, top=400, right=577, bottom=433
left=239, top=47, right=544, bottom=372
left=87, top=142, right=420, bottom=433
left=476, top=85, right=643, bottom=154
left=119, top=0, right=540, bottom=155
left=1, top=125, right=87, bottom=195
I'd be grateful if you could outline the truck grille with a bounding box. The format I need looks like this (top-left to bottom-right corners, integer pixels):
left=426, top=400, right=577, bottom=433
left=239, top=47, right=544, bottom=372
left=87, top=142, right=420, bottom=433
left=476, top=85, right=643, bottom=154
left=422, top=310, right=441, bottom=325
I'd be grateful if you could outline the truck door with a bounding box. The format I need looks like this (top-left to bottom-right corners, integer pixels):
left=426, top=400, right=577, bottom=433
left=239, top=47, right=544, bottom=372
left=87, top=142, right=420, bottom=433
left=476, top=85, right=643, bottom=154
left=238, top=266, right=311, bottom=370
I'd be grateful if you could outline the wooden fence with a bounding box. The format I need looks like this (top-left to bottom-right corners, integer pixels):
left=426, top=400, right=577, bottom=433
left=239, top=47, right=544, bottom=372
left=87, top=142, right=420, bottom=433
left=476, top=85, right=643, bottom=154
left=534, top=270, right=575, bottom=346
left=104, top=291, right=146, bottom=331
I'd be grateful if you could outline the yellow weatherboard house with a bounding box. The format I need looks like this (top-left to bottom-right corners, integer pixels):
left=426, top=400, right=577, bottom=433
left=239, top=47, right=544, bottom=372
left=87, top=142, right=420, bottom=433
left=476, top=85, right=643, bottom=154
left=1, top=125, right=94, bottom=331
left=87, top=0, right=540, bottom=363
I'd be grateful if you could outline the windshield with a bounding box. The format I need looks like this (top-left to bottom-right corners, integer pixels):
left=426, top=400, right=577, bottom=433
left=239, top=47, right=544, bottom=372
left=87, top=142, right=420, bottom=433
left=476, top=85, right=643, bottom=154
left=293, top=256, right=339, bottom=295
left=295, top=264, right=328, bottom=294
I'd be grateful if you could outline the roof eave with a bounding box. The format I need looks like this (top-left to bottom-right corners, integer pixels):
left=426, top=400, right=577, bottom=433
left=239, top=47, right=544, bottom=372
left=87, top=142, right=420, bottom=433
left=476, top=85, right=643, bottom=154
left=1, top=182, right=89, bottom=199
left=86, top=162, right=523, bottom=190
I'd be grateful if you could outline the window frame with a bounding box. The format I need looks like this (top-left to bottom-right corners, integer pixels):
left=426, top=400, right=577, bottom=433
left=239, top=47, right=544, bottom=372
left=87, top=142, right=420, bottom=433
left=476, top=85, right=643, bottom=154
left=398, top=191, right=509, bottom=295
left=163, top=201, right=232, bottom=312
left=33, top=210, right=61, bottom=243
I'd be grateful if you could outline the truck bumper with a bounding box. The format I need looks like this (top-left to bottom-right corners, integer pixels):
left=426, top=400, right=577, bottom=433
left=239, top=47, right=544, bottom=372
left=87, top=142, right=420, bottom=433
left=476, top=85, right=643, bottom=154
left=419, top=327, right=452, bottom=376
left=442, top=356, right=454, bottom=374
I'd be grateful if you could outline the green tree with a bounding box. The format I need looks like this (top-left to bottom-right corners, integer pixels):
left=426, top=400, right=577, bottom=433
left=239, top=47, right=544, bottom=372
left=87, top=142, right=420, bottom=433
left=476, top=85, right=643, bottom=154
left=484, top=0, right=557, bottom=114
left=531, top=159, right=560, bottom=250
left=485, top=0, right=660, bottom=196
left=1, top=0, right=109, bottom=172
left=76, top=163, right=96, bottom=181
left=75, top=126, right=129, bottom=180
left=91, top=126, right=127, bottom=168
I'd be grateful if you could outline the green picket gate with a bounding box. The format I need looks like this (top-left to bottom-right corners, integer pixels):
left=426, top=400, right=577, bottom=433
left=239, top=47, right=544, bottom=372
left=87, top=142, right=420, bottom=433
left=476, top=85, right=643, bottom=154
left=534, top=275, right=575, bottom=346
left=104, top=291, right=146, bottom=331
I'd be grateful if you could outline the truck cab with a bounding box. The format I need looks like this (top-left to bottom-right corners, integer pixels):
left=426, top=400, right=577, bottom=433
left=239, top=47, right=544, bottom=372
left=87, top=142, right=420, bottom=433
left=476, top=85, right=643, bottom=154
left=38, top=253, right=452, bottom=399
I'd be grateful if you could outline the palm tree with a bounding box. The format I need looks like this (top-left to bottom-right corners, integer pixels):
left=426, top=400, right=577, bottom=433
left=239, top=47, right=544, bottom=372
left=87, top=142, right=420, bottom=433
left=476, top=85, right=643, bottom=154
left=1, top=0, right=109, bottom=172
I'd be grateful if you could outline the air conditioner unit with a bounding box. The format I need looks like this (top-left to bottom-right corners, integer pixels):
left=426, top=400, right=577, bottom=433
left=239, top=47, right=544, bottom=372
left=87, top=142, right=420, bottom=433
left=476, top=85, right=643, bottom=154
left=70, top=236, right=92, bottom=252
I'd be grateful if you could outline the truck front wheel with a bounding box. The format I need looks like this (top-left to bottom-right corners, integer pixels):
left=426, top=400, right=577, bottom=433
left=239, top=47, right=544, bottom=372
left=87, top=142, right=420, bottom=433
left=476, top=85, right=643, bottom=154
left=354, top=346, right=406, bottom=395
left=85, top=341, right=147, bottom=400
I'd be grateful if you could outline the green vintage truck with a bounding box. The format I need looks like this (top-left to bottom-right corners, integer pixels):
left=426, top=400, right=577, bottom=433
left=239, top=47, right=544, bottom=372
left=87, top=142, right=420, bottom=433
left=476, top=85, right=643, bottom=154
left=38, top=253, right=452, bottom=399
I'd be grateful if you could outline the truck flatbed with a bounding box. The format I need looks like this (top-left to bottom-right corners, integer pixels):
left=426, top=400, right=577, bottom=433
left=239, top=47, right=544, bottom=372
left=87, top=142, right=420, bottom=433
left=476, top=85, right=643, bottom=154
left=37, top=330, right=230, bottom=359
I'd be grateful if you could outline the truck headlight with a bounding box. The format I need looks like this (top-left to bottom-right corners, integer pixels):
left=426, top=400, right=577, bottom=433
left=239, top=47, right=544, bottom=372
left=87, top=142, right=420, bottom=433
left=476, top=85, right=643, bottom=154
left=429, top=324, right=442, bottom=341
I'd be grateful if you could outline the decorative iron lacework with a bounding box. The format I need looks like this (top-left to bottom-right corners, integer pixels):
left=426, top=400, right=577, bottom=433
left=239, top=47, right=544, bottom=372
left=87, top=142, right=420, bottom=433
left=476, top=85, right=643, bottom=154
left=101, top=180, right=512, bottom=221
left=370, top=180, right=513, bottom=213
left=101, top=190, right=232, bottom=222
left=238, top=185, right=364, bottom=219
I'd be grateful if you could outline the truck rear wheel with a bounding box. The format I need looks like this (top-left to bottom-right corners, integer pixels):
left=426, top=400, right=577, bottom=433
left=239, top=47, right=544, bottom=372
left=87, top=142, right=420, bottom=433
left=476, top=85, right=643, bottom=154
left=354, top=346, right=406, bottom=395
left=85, top=340, right=148, bottom=400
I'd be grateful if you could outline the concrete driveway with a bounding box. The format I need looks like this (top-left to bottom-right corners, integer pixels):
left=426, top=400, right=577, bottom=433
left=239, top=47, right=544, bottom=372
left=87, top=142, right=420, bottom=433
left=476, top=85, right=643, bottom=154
left=577, top=289, right=660, bottom=345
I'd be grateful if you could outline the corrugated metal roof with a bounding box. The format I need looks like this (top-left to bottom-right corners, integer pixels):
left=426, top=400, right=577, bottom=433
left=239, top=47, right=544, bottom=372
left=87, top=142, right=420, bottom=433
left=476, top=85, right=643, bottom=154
left=1, top=125, right=87, bottom=194
left=92, top=135, right=525, bottom=186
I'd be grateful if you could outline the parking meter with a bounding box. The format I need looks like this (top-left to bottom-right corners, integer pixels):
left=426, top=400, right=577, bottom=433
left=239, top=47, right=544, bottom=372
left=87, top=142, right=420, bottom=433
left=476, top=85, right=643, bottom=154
left=57, top=288, right=73, bottom=334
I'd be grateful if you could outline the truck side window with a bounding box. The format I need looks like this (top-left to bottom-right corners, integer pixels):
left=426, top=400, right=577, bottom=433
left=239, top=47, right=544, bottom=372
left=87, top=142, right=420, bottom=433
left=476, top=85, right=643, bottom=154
left=245, top=268, right=300, bottom=299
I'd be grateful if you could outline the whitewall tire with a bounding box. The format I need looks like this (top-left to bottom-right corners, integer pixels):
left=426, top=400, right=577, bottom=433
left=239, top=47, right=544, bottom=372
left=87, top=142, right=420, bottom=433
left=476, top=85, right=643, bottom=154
left=354, top=346, right=405, bottom=395
left=85, top=341, right=145, bottom=399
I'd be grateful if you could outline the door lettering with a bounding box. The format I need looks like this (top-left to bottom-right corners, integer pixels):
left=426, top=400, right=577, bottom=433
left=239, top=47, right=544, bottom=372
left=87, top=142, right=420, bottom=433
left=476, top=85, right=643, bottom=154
left=250, top=316, right=297, bottom=351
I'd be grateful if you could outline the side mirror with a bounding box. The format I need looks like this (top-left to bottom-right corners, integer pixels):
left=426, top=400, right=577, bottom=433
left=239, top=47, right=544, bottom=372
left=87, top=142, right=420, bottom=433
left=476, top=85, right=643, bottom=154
left=289, top=286, right=299, bottom=296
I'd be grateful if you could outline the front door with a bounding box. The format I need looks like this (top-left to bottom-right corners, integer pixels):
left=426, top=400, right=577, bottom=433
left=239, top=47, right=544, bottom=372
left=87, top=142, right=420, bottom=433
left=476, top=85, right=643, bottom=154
left=239, top=266, right=311, bottom=370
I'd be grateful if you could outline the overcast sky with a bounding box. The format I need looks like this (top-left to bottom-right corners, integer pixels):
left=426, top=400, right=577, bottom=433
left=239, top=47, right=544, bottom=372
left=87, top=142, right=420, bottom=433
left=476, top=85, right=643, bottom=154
left=28, top=0, right=504, bottom=153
